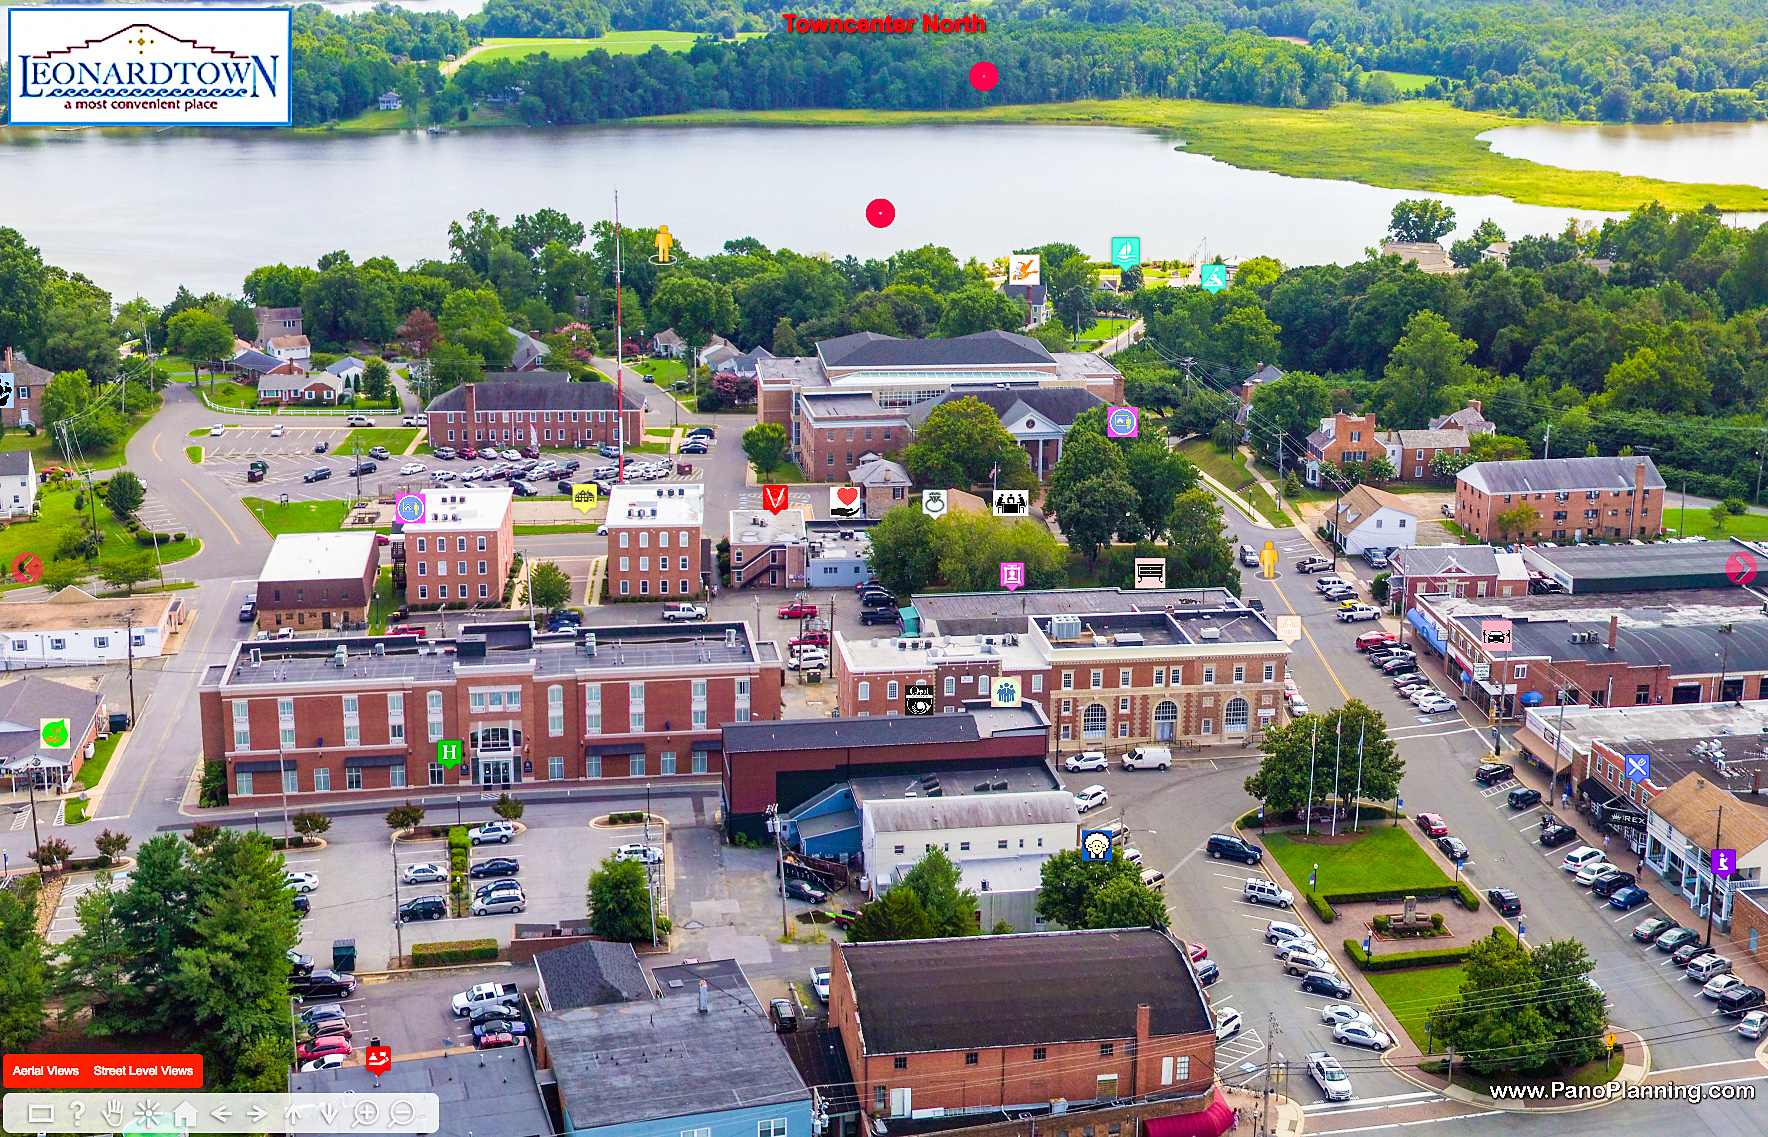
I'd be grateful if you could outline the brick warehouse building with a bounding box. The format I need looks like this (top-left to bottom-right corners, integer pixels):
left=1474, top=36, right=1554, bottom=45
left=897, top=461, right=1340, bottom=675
left=720, top=704, right=1050, bottom=841
left=424, top=373, right=644, bottom=451
left=829, top=929, right=1216, bottom=1119
left=199, top=621, right=783, bottom=801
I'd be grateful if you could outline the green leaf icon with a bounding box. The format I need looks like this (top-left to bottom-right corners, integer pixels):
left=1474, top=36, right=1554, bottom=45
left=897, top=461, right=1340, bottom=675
left=41, top=719, right=68, bottom=748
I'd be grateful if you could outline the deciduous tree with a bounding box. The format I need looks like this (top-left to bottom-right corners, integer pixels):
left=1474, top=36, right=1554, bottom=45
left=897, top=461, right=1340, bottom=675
left=1084, top=874, right=1168, bottom=930
left=522, top=561, right=572, bottom=609
left=385, top=802, right=426, bottom=831
left=1036, top=848, right=1139, bottom=929
left=1388, top=199, right=1457, bottom=244
left=1429, top=931, right=1556, bottom=1074
left=895, top=847, right=978, bottom=938
left=865, top=504, right=939, bottom=596
left=1243, top=699, right=1402, bottom=812
left=105, top=471, right=145, bottom=518
left=900, top=396, right=1035, bottom=491
left=846, top=886, right=935, bottom=943
left=98, top=553, right=156, bottom=595
left=742, top=422, right=790, bottom=476
left=587, top=855, right=655, bottom=944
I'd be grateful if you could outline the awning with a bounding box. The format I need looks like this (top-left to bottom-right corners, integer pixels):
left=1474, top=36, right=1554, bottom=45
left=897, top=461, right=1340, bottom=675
left=691, top=740, right=721, bottom=752
left=343, top=754, right=406, bottom=767
left=1143, top=1087, right=1234, bottom=1137
left=586, top=743, right=642, bottom=755
left=1406, top=609, right=1448, bottom=653
left=234, top=758, right=295, bottom=773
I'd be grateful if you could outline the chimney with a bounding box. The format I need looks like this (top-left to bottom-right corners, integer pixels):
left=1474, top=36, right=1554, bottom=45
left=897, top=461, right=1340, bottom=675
left=1632, top=461, right=1646, bottom=538
left=698, top=980, right=710, bottom=1014
left=1468, top=399, right=1481, bottom=413
left=1607, top=615, right=1618, bottom=651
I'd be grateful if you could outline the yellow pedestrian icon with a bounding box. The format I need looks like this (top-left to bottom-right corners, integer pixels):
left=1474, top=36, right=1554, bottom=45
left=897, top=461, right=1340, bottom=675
left=651, top=224, right=677, bottom=265
left=1259, top=541, right=1278, bottom=580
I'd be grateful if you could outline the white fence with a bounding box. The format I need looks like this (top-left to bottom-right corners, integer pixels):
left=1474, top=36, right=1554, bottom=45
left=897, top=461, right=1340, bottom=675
left=194, top=387, right=403, bottom=418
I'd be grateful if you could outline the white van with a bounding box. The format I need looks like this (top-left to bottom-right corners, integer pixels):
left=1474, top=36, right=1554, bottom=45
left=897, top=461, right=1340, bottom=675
left=1245, top=878, right=1294, bottom=908
left=1122, top=746, right=1173, bottom=770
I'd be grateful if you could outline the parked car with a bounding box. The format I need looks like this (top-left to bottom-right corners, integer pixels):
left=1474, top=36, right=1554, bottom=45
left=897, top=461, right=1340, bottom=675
left=1363, top=549, right=1389, bottom=569
left=287, top=948, right=315, bottom=976
left=1334, top=1020, right=1392, bottom=1050
left=1656, top=926, right=1702, bottom=953
left=1322, top=584, right=1358, bottom=601
left=290, top=970, right=357, bottom=1001
left=305, top=1017, right=352, bottom=1041
left=1264, top=920, right=1313, bottom=946
left=781, top=879, right=827, bottom=904
left=1414, top=813, right=1449, bottom=837
left=473, top=880, right=524, bottom=901
left=401, top=862, right=448, bottom=884
left=1215, top=1007, right=1243, bottom=1041
left=1245, top=878, right=1294, bottom=908
left=399, top=895, right=447, bottom=922
left=314, top=440, right=330, bottom=453
left=1337, top=604, right=1382, bottom=622
left=615, top=843, right=663, bottom=864
left=293, top=894, right=310, bottom=916
left=1632, top=916, right=1678, bottom=942
left=367, top=445, right=392, bottom=460
left=1737, top=1011, right=1768, bottom=1040
left=1671, top=943, right=1711, bottom=968
left=208, top=423, right=224, bottom=436
left=1301, top=971, right=1353, bottom=999
left=347, top=461, right=378, bottom=476
left=811, top=966, right=831, bottom=1003
left=1239, top=544, right=1260, bottom=567
left=779, top=602, right=818, bottom=619
left=285, top=872, right=319, bottom=893
left=660, top=602, right=708, bottom=622
left=1562, top=850, right=1604, bottom=878
left=1508, top=786, right=1543, bottom=809
left=1575, top=860, right=1621, bottom=886
left=769, top=998, right=799, bottom=1032
left=298, top=1003, right=345, bottom=1027
left=1208, top=833, right=1263, bottom=864
left=296, top=1036, right=352, bottom=1062
left=1704, top=974, right=1747, bottom=1000
left=469, top=857, right=520, bottom=879
left=1355, top=630, right=1398, bottom=651
left=859, top=607, right=901, bottom=625
left=269, top=424, right=285, bottom=437
left=1381, top=657, right=1419, bottom=675
left=239, top=599, right=257, bottom=622
left=787, top=648, right=829, bottom=671
left=1295, top=556, right=1333, bottom=573
left=1474, top=762, right=1515, bottom=785
left=303, top=467, right=332, bottom=483
left=1486, top=887, right=1522, bottom=916
left=468, top=821, right=516, bottom=845
left=510, top=480, right=538, bottom=497
left=1416, top=694, right=1456, bottom=714
left=1074, top=785, right=1109, bottom=812
left=1436, top=835, right=1469, bottom=861
left=472, top=892, right=527, bottom=916
left=1065, top=751, right=1109, bottom=772
left=1282, top=949, right=1333, bottom=976
left=1591, top=871, right=1636, bottom=897
left=1718, top=986, right=1766, bottom=1017
left=1540, top=822, right=1579, bottom=847
left=433, top=446, right=458, bottom=460
left=1194, top=959, right=1221, bottom=985
left=1321, top=1004, right=1374, bottom=1028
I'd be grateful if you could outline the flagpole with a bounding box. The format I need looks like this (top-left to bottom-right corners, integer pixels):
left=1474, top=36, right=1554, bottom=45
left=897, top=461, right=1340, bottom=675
left=1331, top=715, right=1344, bottom=837
left=1305, top=720, right=1318, bottom=837
left=1352, top=722, right=1366, bottom=832
left=614, top=189, right=625, bottom=486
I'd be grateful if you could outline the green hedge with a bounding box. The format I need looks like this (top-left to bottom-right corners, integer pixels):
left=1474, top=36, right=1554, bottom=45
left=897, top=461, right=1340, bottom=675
left=448, top=826, right=469, bottom=851
left=410, top=938, right=499, bottom=967
left=607, top=811, right=648, bottom=825
left=1307, top=892, right=1337, bottom=922
left=1344, top=926, right=1515, bottom=972
left=1312, top=882, right=1481, bottom=912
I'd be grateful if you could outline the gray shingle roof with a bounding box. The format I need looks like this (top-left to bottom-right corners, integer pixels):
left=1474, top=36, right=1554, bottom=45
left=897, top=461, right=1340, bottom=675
left=840, top=929, right=1211, bottom=1054
left=905, top=385, right=1104, bottom=430
left=426, top=378, right=638, bottom=413
left=1, top=355, right=52, bottom=384
left=818, top=329, right=1053, bottom=369
left=1390, top=545, right=1500, bottom=577
left=0, top=451, right=32, bottom=477
left=1459, top=456, right=1664, bottom=495
left=535, top=939, right=651, bottom=1010
left=1379, top=428, right=1469, bottom=451
left=0, top=677, right=102, bottom=762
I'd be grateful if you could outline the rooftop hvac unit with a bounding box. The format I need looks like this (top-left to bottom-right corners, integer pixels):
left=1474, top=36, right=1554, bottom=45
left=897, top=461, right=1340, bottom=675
left=1050, top=615, right=1083, bottom=641
left=333, top=645, right=348, bottom=667
left=1199, top=627, right=1222, bottom=641
left=725, top=628, right=738, bottom=648
left=912, top=641, right=923, bottom=650
left=583, top=632, right=598, bottom=656
left=1116, top=632, right=1145, bottom=646
left=373, top=642, right=385, bottom=656
left=249, top=648, right=261, bottom=667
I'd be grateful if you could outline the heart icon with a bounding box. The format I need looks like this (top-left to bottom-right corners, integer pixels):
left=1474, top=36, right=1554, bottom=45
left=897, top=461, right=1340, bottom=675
left=837, top=487, right=858, bottom=505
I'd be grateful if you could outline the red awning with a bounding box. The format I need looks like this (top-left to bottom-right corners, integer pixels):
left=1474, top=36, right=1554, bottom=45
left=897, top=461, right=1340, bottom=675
left=1143, top=1087, right=1234, bottom=1137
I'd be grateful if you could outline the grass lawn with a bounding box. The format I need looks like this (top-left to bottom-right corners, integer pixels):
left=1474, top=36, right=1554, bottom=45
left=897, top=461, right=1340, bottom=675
left=451, top=30, right=767, bottom=71
left=643, top=99, right=1768, bottom=213
left=1667, top=507, right=1768, bottom=540
left=342, top=428, right=421, bottom=455
left=1366, top=965, right=1463, bottom=1052
left=74, top=731, right=124, bottom=792
left=515, top=522, right=601, bottom=535
left=185, top=446, right=202, bottom=463
left=1246, top=484, right=1294, bottom=528
left=1177, top=439, right=1255, bottom=492
left=243, top=497, right=353, bottom=535
left=368, top=567, right=398, bottom=632
left=1374, top=71, right=1435, bottom=93
left=0, top=487, right=201, bottom=594
left=1261, top=824, right=1453, bottom=899
left=1075, top=317, right=1132, bottom=347
left=195, top=381, right=270, bottom=411
left=753, top=461, right=811, bottom=484
left=630, top=358, right=689, bottom=387
left=1, top=407, right=153, bottom=473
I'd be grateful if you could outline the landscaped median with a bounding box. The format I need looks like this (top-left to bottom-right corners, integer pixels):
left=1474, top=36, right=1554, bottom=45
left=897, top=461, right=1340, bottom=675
left=1247, top=817, right=1480, bottom=922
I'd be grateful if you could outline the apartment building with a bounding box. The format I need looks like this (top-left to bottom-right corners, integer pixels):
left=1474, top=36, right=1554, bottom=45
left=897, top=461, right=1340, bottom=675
left=838, top=589, right=1290, bottom=749
left=399, top=488, right=515, bottom=609
left=1454, top=456, right=1665, bottom=543
left=605, top=484, right=706, bottom=599
left=255, top=532, right=381, bottom=631
left=424, top=374, right=643, bottom=451
left=197, top=620, right=784, bottom=802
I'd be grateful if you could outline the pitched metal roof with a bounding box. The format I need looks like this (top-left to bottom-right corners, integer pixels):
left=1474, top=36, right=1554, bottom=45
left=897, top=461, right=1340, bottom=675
left=1459, top=456, right=1665, bottom=495
left=839, top=929, right=1211, bottom=1054
left=799, top=392, right=898, bottom=421
left=864, top=790, right=1078, bottom=832
left=426, top=378, right=638, bottom=413
left=818, top=329, right=1053, bottom=369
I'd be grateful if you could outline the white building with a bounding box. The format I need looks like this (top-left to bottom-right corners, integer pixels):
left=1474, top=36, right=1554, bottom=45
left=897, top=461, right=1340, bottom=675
left=1327, top=484, right=1424, bottom=555
left=1645, top=772, right=1768, bottom=934
left=0, top=589, right=181, bottom=669
left=0, top=451, right=38, bottom=517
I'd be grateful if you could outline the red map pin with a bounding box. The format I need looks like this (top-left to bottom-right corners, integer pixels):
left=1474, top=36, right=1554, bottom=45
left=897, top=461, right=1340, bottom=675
left=1727, top=550, right=1757, bottom=586
left=969, top=61, right=998, bottom=92
left=866, top=198, right=895, bottom=228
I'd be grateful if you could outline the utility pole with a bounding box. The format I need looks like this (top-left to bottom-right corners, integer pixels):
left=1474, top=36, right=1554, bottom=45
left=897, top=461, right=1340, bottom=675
left=123, top=612, right=136, bottom=726
left=1705, top=805, right=1723, bottom=947
left=1541, top=423, right=1551, bottom=461
left=770, top=802, right=789, bottom=939
left=25, top=757, right=46, bottom=879
left=392, top=832, right=404, bottom=964
left=1261, top=1013, right=1280, bottom=1137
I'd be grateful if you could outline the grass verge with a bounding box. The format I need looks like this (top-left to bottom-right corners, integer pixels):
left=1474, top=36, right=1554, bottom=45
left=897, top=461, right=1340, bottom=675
left=1261, top=824, right=1453, bottom=898
left=74, top=731, right=124, bottom=792
left=185, top=446, right=202, bottom=464
left=753, top=461, right=811, bottom=484
left=1365, top=965, right=1463, bottom=1051
left=1668, top=507, right=1768, bottom=540
left=243, top=497, right=352, bottom=535
left=342, top=428, right=421, bottom=455
left=1177, top=439, right=1254, bottom=492
left=636, top=99, right=1768, bottom=213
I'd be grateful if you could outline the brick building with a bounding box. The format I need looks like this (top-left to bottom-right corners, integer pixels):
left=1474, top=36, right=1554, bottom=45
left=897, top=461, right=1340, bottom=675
left=841, top=589, right=1290, bottom=751
left=829, top=929, right=1215, bottom=1119
left=1305, top=413, right=1378, bottom=484
left=424, top=374, right=643, bottom=451
left=399, top=488, right=515, bottom=609
left=0, top=348, right=49, bottom=429
left=797, top=393, right=908, bottom=483
left=1306, top=413, right=1469, bottom=485
left=254, top=532, right=381, bottom=632
left=605, top=484, right=707, bottom=599
left=1454, top=456, right=1665, bottom=543
left=198, top=620, right=784, bottom=802
left=1387, top=546, right=1529, bottom=620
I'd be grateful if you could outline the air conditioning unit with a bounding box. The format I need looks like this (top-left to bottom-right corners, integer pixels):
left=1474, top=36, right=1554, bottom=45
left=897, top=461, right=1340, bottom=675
left=1199, top=627, right=1222, bottom=641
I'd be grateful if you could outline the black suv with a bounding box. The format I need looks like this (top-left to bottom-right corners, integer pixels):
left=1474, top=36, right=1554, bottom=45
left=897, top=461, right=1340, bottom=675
left=1718, top=985, right=1766, bottom=1017
left=348, top=461, right=378, bottom=476
left=287, top=949, right=315, bottom=976
left=1485, top=887, right=1522, bottom=916
left=1591, top=871, right=1635, bottom=897
left=1507, top=786, right=1543, bottom=808
left=1474, top=763, right=1515, bottom=786
left=1207, top=833, right=1262, bottom=865
left=1301, top=971, right=1352, bottom=998
left=399, top=895, right=447, bottom=922
left=303, top=467, right=333, bottom=483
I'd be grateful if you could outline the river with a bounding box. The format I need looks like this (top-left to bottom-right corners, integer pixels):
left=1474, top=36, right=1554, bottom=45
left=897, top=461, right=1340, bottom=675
left=0, top=122, right=1626, bottom=301
left=1482, top=121, right=1768, bottom=193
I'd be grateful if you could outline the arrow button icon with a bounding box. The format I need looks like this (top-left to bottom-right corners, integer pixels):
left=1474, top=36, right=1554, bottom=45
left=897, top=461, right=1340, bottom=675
left=248, top=1106, right=268, bottom=1123
left=211, top=1107, right=232, bottom=1123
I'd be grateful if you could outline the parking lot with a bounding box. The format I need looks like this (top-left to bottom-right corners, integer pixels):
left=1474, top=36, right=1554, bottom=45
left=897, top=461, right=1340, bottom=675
left=290, top=817, right=673, bottom=973
left=328, top=961, right=538, bottom=1059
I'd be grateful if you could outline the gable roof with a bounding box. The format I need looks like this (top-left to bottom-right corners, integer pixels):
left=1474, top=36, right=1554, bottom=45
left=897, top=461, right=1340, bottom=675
left=0, top=451, right=33, bottom=478
left=1333, top=484, right=1421, bottom=531
left=0, top=676, right=103, bottom=761
left=427, top=378, right=638, bottom=414
left=267, top=335, right=311, bottom=350
left=1459, top=456, right=1665, bottom=496
left=906, top=385, right=1104, bottom=430
left=1430, top=401, right=1496, bottom=433
left=1378, top=427, right=1470, bottom=451
left=652, top=329, right=685, bottom=349
left=1000, top=281, right=1047, bottom=304
left=864, top=790, right=1078, bottom=833
left=324, top=356, right=365, bottom=376
left=1390, top=545, right=1500, bottom=577
left=535, top=939, right=651, bottom=1010
left=839, top=929, right=1211, bottom=1054
left=1646, top=773, right=1768, bottom=856
left=230, top=348, right=282, bottom=373
left=0, top=353, right=52, bottom=384
left=851, top=457, right=911, bottom=487
left=818, top=329, right=1053, bottom=370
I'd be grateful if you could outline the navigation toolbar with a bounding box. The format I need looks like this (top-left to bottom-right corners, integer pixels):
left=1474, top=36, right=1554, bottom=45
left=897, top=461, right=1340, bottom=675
left=3, top=1093, right=440, bottom=1134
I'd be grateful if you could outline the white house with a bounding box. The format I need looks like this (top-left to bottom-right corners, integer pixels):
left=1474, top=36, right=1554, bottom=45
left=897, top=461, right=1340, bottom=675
left=0, top=589, right=182, bottom=669
left=1326, top=483, right=1423, bottom=555
left=0, top=451, right=38, bottom=517
left=267, top=334, right=312, bottom=364
left=862, top=789, right=1079, bottom=930
left=377, top=91, right=402, bottom=111
left=1645, top=772, right=1768, bottom=934
left=325, top=356, right=366, bottom=392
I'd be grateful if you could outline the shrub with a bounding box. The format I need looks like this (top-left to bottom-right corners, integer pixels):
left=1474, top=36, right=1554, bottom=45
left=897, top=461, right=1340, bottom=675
left=409, top=938, right=498, bottom=966
left=386, top=802, right=426, bottom=831
left=493, top=793, right=524, bottom=821
left=1344, top=926, right=1515, bottom=971
left=174, top=532, right=187, bottom=542
left=448, top=825, right=469, bottom=851
left=1373, top=913, right=1390, bottom=933
left=186, top=822, right=222, bottom=848
left=429, top=826, right=446, bottom=838
left=291, top=811, right=331, bottom=838
left=1431, top=912, right=1445, bottom=930
left=607, top=811, right=647, bottom=825
left=198, top=759, right=228, bottom=807
left=1307, top=892, right=1336, bottom=922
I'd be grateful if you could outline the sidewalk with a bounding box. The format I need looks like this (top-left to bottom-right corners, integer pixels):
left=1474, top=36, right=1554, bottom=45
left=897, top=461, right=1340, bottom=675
left=1220, top=1082, right=1303, bottom=1137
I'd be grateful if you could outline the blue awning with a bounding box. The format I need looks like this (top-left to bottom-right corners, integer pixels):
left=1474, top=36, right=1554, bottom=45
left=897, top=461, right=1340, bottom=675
left=1406, top=608, right=1447, bottom=653
left=1521, top=691, right=1545, bottom=705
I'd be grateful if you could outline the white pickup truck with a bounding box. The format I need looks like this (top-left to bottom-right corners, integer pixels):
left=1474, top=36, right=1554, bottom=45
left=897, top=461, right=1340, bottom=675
left=1308, top=1052, right=1353, bottom=1102
left=451, top=981, right=520, bottom=1017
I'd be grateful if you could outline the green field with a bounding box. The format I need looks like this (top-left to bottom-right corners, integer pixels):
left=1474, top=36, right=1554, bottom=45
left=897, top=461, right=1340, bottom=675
left=1074, top=317, right=1132, bottom=348
left=342, top=428, right=422, bottom=456
left=1374, top=71, right=1435, bottom=93
left=0, top=486, right=202, bottom=593
left=1366, top=965, right=1463, bottom=1051
left=451, top=30, right=766, bottom=72
left=644, top=99, right=1768, bottom=213
left=243, top=497, right=353, bottom=536
left=752, top=460, right=810, bottom=484
left=1261, top=824, right=1453, bottom=898
left=1667, top=506, right=1768, bottom=540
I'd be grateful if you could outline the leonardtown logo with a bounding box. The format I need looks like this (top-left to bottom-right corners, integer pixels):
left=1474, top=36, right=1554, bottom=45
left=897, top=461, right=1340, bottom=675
left=9, top=8, right=291, bottom=125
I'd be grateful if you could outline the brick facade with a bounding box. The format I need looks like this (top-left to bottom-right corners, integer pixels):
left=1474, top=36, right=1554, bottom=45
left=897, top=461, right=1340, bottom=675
left=426, top=382, right=642, bottom=452
left=401, top=490, right=516, bottom=609
left=607, top=485, right=706, bottom=599
left=0, top=349, right=49, bottom=429
left=1455, top=460, right=1664, bottom=543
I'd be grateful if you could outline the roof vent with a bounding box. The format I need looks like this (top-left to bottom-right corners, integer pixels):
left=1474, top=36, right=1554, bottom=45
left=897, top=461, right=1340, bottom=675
left=1199, top=627, right=1222, bottom=641
left=897, top=640, right=906, bottom=651
left=249, top=648, right=261, bottom=667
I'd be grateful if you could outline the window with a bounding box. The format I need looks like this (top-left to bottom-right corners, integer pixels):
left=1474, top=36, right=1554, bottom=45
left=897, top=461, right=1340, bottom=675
left=280, top=726, right=296, bottom=748
left=965, top=1052, right=979, bottom=1065
left=944, top=676, right=956, bottom=696
left=233, top=702, right=250, bottom=751
left=1061, top=671, right=1074, bottom=690
left=893, top=1057, right=908, bottom=1071
left=417, top=538, right=426, bottom=553
left=49, top=638, right=65, bottom=651
left=94, top=636, right=109, bottom=649
left=1233, top=664, right=1245, bottom=683
left=1082, top=703, right=1108, bottom=738
left=693, top=751, right=708, bottom=774
left=874, top=1088, right=887, bottom=1112
left=887, top=681, right=899, bottom=700
left=478, top=536, right=487, bottom=551
left=479, top=584, right=489, bottom=599
left=959, top=841, right=970, bottom=851
left=1264, top=663, right=1275, bottom=681
left=1119, top=668, right=1132, bottom=687
left=1100, top=1043, right=1114, bottom=1058
left=346, top=768, right=363, bottom=790
left=998, top=839, right=1009, bottom=849
left=1224, top=697, right=1250, bottom=733
left=1118, top=697, right=1131, bottom=714
left=1031, top=674, right=1043, bottom=693
left=343, top=695, right=358, bottom=717
left=548, top=685, right=564, bottom=736
left=313, top=768, right=331, bottom=792
left=1153, top=667, right=1165, bottom=686
left=1201, top=718, right=1213, bottom=735
left=685, top=1129, right=711, bottom=1137
left=759, top=1122, right=787, bottom=1137
left=619, top=533, right=629, bottom=549
left=1635, top=684, right=1651, bottom=705
left=894, top=845, right=905, bottom=855
left=629, top=753, right=646, bottom=777
left=856, top=681, right=872, bottom=702
left=1033, top=1047, right=1046, bottom=1061
left=1513, top=664, right=1528, bottom=678
left=344, top=722, right=359, bottom=745
left=1203, top=666, right=1215, bottom=684
left=236, top=771, right=253, bottom=796
left=1090, top=669, right=1103, bottom=689
left=1061, top=699, right=1072, bottom=713
left=661, top=752, right=677, bottom=775
left=390, top=766, right=407, bottom=788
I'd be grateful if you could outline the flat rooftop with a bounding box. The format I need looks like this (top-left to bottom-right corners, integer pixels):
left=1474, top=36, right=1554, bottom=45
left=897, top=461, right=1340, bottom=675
left=849, top=764, right=1062, bottom=804
left=543, top=958, right=809, bottom=1131
left=912, top=587, right=1241, bottom=633
left=1043, top=608, right=1281, bottom=649
left=259, top=532, right=378, bottom=582
left=723, top=702, right=1049, bottom=753
left=1524, top=538, right=1768, bottom=593
left=288, top=1044, right=550, bottom=1137
left=730, top=508, right=807, bottom=546
left=837, top=629, right=1046, bottom=675
left=1526, top=702, right=1768, bottom=792
left=1448, top=609, right=1768, bottom=676
left=885, top=850, right=1049, bottom=892
left=606, top=483, right=704, bottom=528
left=210, top=622, right=772, bottom=690
left=405, top=487, right=513, bottom=534
left=0, top=591, right=174, bottom=631
left=1425, top=588, right=1766, bottom=620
